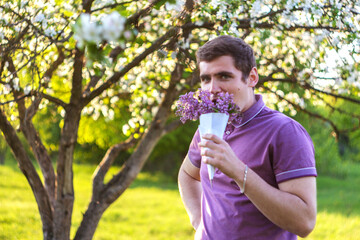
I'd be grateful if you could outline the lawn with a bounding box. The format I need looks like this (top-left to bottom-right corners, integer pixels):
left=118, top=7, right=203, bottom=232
left=1, top=161, right=359, bottom=240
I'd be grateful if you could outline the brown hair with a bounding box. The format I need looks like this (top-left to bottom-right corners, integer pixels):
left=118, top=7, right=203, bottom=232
left=196, top=35, right=256, bottom=81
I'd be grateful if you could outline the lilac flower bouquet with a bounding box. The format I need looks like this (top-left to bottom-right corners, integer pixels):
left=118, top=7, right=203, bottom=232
left=176, top=89, right=240, bottom=188
left=175, top=89, right=240, bottom=123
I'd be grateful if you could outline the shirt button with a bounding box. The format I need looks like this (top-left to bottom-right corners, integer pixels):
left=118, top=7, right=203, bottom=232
left=226, top=131, right=231, bottom=135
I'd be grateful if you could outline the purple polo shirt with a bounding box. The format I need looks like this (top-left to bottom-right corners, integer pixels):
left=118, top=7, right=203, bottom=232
left=188, top=94, right=317, bottom=240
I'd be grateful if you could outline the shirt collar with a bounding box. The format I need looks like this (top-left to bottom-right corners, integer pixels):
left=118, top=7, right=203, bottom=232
left=232, top=94, right=265, bottom=128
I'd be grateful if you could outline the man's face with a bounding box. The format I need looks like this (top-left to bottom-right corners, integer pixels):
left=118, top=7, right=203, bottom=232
left=199, top=55, right=256, bottom=112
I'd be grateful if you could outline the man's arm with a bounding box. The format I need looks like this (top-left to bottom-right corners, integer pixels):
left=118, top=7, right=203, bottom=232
left=178, top=155, right=202, bottom=230
left=242, top=172, right=317, bottom=237
left=199, top=133, right=317, bottom=238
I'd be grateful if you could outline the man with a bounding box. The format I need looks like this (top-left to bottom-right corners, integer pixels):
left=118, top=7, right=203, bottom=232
left=178, top=35, right=317, bottom=240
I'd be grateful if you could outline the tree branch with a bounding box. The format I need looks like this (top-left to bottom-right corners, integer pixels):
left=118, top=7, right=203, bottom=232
left=0, top=94, right=29, bottom=106
left=108, top=46, right=124, bottom=63
left=0, top=6, right=62, bottom=45
left=25, top=95, right=41, bottom=121
left=40, top=92, right=68, bottom=109
left=42, top=46, right=65, bottom=83
left=82, top=0, right=96, bottom=13
left=263, top=86, right=340, bottom=139
left=83, top=69, right=103, bottom=96
left=304, top=82, right=360, bottom=104
left=255, top=4, right=334, bottom=22
left=0, top=108, right=54, bottom=238
left=258, top=75, right=296, bottom=87
left=92, top=135, right=138, bottom=198
left=313, top=90, right=360, bottom=119
left=90, top=1, right=133, bottom=13
left=7, top=57, right=57, bottom=208
left=311, top=90, right=360, bottom=133
left=70, top=49, right=85, bottom=105
left=258, top=71, right=360, bottom=106
left=81, top=26, right=180, bottom=106
left=126, top=0, right=164, bottom=26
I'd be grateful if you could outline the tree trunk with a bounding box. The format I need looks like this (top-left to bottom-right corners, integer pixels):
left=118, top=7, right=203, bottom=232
left=54, top=107, right=81, bottom=240
left=0, top=109, right=54, bottom=239
left=53, top=45, right=84, bottom=239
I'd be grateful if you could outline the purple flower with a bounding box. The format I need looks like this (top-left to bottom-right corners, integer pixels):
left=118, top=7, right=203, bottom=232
left=175, top=89, right=240, bottom=123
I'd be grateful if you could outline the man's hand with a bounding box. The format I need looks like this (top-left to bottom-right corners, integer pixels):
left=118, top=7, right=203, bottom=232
left=199, top=133, right=245, bottom=180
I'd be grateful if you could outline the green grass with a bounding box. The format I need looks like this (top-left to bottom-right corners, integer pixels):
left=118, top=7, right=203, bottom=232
left=0, top=162, right=193, bottom=240
left=299, top=162, right=360, bottom=240
left=1, top=161, right=360, bottom=240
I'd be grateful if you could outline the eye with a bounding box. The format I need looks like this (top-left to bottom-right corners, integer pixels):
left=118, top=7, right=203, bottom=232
left=201, top=76, right=211, bottom=83
left=220, top=74, right=231, bottom=80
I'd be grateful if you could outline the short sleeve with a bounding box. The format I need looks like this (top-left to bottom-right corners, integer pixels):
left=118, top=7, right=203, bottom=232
left=187, top=129, right=202, bottom=168
left=273, top=120, right=317, bottom=183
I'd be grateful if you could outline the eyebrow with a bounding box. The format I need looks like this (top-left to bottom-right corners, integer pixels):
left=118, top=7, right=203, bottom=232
left=215, top=71, right=234, bottom=77
left=200, top=71, right=234, bottom=79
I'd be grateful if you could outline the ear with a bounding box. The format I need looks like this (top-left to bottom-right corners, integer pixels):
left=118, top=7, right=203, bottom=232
left=247, top=67, right=259, bottom=88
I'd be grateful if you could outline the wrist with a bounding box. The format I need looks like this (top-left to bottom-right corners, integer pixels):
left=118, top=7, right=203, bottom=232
left=240, top=165, right=248, bottom=194
left=234, top=164, right=249, bottom=193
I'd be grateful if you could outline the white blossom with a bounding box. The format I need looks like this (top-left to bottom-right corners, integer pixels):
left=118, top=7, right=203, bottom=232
left=250, top=0, right=262, bottom=18
left=122, top=124, right=130, bottom=135
left=165, top=0, right=184, bottom=12
left=216, top=4, right=227, bottom=19
left=229, top=22, right=240, bottom=35
left=3, top=84, right=11, bottom=94
left=128, top=119, right=136, bottom=128
left=24, top=85, right=31, bottom=95
left=332, top=36, right=340, bottom=46
left=44, top=28, right=56, bottom=37
left=41, top=18, right=48, bottom=28
left=34, top=13, right=45, bottom=23
left=13, top=78, right=20, bottom=91
left=354, top=81, right=360, bottom=89
left=74, top=14, right=102, bottom=45
left=210, top=0, right=222, bottom=9
left=101, top=11, right=126, bottom=42
left=347, top=71, right=359, bottom=84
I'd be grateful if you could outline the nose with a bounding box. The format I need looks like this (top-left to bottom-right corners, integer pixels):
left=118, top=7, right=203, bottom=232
left=209, top=79, right=220, bottom=94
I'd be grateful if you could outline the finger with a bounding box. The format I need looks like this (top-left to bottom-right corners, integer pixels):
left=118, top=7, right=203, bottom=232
left=201, top=156, right=214, bottom=165
left=202, top=133, right=223, bottom=144
left=200, top=147, right=214, bottom=158
left=198, top=139, right=218, bottom=150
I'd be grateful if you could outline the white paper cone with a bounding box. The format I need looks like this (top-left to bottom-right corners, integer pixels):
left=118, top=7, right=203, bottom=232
left=198, top=112, right=229, bottom=187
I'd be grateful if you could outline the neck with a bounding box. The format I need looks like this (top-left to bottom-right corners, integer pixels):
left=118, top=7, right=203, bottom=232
left=239, top=93, right=256, bottom=113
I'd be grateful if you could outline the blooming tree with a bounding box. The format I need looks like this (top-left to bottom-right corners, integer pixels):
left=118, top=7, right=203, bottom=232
left=0, top=0, right=359, bottom=239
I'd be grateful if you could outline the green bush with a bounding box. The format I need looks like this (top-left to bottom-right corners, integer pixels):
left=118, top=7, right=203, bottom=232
left=294, top=115, right=349, bottom=178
